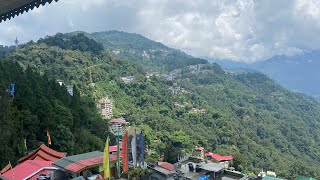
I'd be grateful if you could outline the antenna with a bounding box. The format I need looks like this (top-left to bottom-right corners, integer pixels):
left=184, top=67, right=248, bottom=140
left=14, top=37, right=19, bottom=47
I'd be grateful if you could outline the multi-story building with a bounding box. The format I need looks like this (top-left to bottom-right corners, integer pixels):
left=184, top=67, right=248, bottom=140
left=98, top=97, right=113, bottom=119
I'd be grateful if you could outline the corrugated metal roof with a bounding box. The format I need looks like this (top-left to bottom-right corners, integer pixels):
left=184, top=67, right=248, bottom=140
left=53, top=151, right=118, bottom=174
left=0, top=0, right=59, bottom=23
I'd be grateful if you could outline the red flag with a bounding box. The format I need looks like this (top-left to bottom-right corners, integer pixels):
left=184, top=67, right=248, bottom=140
left=122, top=131, right=129, bottom=172
left=47, top=130, right=51, bottom=145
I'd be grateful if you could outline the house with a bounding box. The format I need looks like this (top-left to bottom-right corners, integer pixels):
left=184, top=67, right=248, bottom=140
left=150, top=162, right=175, bottom=180
left=110, top=118, right=129, bottom=132
left=0, top=160, right=57, bottom=180
left=205, top=153, right=233, bottom=168
left=195, top=147, right=205, bottom=158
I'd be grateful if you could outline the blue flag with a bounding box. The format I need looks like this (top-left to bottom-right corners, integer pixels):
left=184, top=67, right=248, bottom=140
left=131, top=130, right=137, bottom=166
left=139, top=131, right=144, bottom=165
left=10, top=84, right=15, bottom=96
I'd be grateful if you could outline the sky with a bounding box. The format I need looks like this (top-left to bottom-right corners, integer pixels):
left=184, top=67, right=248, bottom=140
left=1, top=0, right=320, bottom=63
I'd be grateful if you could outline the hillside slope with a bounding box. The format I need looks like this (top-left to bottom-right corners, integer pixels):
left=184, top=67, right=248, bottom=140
left=210, top=51, right=320, bottom=98
left=0, top=60, right=108, bottom=167
left=86, top=30, right=208, bottom=72
left=1, top=33, right=320, bottom=178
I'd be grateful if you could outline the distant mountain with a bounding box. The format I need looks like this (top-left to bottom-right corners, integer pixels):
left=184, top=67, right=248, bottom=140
left=85, top=30, right=208, bottom=72
left=209, top=51, right=320, bottom=97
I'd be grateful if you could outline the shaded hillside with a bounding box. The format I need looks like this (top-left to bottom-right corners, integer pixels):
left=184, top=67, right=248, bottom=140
left=0, top=61, right=109, bottom=167
left=2, top=33, right=320, bottom=178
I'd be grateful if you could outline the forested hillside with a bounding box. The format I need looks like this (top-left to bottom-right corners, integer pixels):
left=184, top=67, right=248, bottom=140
left=0, top=60, right=109, bottom=167
left=71, top=30, right=208, bottom=72
left=1, top=33, right=320, bottom=179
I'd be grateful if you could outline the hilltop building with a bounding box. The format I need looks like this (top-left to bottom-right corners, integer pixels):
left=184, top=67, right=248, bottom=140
left=98, top=97, right=113, bottom=119
left=120, top=76, right=134, bottom=83
left=110, top=118, right=129, bottom=132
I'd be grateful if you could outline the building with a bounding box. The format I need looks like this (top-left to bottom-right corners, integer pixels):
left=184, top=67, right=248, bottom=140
left=17, top=144, right=66, bottom=164
left=195, top=147, right=205, bottom=159
left=120, top=76, right=134, bottom=83
left=205, top=153, right=233, bottom=168
left=52, top=151, right=118, bottom=179
left=110, top=118, right=129, bottom=132
left=0, top=160, right=57, bottom=180
left=98, top=97, right=113, bottom=119
left=150, top=162, right=175, bottom=180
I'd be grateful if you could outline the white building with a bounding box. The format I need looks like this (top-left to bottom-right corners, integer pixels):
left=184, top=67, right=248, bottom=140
left=98, top=97, right=113, bottom=119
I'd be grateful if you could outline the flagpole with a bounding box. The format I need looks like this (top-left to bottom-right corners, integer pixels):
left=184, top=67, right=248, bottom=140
left=9, top=161, right=14, bottom=180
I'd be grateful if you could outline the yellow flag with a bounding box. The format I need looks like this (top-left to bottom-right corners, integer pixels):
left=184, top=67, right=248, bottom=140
left=103, top=136, right=110, bottom=179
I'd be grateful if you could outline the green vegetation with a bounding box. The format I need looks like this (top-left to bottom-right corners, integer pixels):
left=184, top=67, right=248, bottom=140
left=80, top=30, right=208, bottom=72
left=0, top=60, right=109, bottom=167
left=1, top=32, right=320, bottom=179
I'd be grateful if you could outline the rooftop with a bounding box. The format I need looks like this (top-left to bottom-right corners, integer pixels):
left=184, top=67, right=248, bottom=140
left=53, top=151, right=117, bottom=174
left=18, top=144, right=66, bottom=164
left=158, top=162, right=174, bottom=171
left=0, top=160, right=56, bottom=180
left=201, top=162, right=226, bottom=172
left=0, top=0, right=58, bottom=23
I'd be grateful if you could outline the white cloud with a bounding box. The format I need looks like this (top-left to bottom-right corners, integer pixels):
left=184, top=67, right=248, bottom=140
left=0, top=0, right=320, bottom=62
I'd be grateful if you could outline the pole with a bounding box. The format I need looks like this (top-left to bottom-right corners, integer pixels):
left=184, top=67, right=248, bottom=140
left=117, top=131, right=121, bottom=178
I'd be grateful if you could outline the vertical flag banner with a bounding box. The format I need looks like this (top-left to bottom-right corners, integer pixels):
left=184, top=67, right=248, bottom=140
left=10, top=84, right=15, bottom=96
left=47, top=130, right=51, bottom=145
left=131, top=130, right=137, bottom=166
left=103, top=137, right=110, bottom=179
left=24, top=139, right=27, bottom=150
left=122, top=131, right=129, bottom=172
left=139, top=131, right=145, bottom=165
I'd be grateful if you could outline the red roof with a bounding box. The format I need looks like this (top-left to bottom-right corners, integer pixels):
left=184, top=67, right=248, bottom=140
left=212, top=154, right=233, bottom=161
left=158, top=162, right=174, bottom=171
left=64, top=154, right=118, bottom=173
left=53, top=152, right=118, bottom=174
left=0, top=164, right=10, bottom=175
left=18, top=144, right=65, bottom=164
left=110, top=119, right=127, bottom=124
left=205, top=152, right=214, bottom=157
left=109, top=144, right=122, bottom=152
left=1, top=160, right=56, bottom=180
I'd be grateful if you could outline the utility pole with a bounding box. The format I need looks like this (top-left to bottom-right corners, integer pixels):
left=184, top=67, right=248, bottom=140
left=111, top=125, right=122, bottom=178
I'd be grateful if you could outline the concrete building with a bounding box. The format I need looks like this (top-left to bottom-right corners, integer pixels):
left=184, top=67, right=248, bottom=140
left=98, top=97, right=113, bottom=119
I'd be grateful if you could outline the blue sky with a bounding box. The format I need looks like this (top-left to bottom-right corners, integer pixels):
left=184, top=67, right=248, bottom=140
left=1, top=0, right=320, bottom=62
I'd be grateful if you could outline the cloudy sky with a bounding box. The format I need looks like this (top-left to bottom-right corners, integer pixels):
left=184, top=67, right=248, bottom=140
left=1, top=0, right=320, bottom=62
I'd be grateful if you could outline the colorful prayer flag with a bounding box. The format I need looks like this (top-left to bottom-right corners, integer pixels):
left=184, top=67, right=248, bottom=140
left=122, top=131, right=129, bottom=172
left=47, top=130, right=51, bottom=145
left=103, top=136, right=110, bottom=179
left=131, top=130, right=137, bottom=166
left=139, top=131, right=145, bottom=165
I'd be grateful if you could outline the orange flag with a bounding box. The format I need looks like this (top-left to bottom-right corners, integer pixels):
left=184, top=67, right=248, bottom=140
left=47, top=130, right=51, bottom=145
left=122, top=131, right=129, bottom=172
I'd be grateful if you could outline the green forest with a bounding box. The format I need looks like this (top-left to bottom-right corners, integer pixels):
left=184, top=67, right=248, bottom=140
left=1, top=32, right=320, bottom=179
